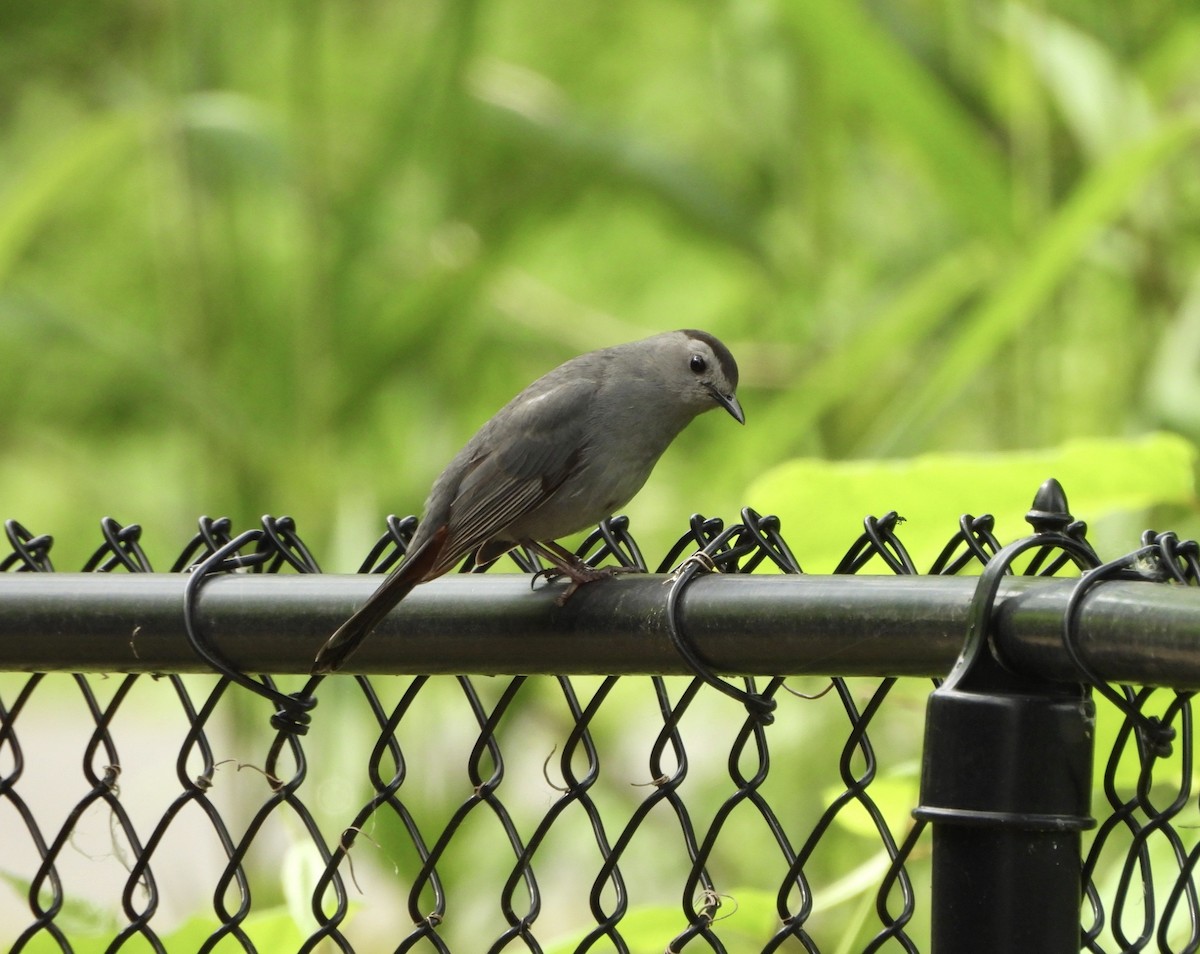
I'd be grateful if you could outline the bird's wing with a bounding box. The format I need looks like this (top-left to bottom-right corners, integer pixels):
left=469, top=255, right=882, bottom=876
left=431, top=374, right=597, bottom=575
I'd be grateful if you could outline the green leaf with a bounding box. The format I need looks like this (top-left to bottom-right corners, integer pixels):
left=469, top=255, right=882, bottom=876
left=542, top=904, right=679, bottom=954
left=745, top=433, right=1198, bottom=572
left=0, top=886, right=308, bottom=954
left=1003, top=6, right=1156, bottom=158
left=0, top=869, right=114, bottom=952
left=543, top=888, right=779, bottom=953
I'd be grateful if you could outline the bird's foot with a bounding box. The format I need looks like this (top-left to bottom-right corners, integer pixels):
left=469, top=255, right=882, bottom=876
left=550, top=563, right=643, bottom=605
left=528, top=543, right=643, bottom=605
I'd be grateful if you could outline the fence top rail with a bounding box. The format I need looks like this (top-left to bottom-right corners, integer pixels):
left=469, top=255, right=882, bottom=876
left=0, top=572, right=1196, bottom=687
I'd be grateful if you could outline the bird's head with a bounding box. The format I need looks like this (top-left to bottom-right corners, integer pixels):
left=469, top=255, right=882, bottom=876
left=668, top=329, right=744, bottom=425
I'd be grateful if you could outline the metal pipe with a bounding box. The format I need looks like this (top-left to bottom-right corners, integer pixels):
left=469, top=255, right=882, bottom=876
left=0, top=572, right=1198, bottom=685
left=915, top=540, right=1097, bottom=954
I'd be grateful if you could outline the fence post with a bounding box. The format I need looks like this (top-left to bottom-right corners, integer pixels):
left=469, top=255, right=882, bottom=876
left=914, top=547, right=1096, bottom=953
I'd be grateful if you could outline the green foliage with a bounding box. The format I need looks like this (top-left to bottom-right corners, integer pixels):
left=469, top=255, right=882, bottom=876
left=0, top=867, right=308, bottom=953
left=9, top=908, right=308, bottom=954
left=0, top=1, right=1197, bottom=566
left=3, top=1, right=1200, bottom=948
left=747, top=432, right=1198, bottom=571
left=544, top=890, right=781, bottom=954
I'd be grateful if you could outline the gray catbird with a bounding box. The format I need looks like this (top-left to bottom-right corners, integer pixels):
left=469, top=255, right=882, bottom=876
left=312, top=328, right=743, bottom=673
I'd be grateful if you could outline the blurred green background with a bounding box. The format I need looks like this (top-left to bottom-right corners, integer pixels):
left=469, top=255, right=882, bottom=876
left=3, top=0, right=1199, bottom=569
left=4, top=2, right=1200, bottom=951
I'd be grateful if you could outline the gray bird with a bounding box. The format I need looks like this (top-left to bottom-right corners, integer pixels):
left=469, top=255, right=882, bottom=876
left=312, top=329, right=743, bottom=673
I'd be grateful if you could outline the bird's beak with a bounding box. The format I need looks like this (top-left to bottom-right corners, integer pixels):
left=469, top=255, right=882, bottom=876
left=706, top=385, right=745, bottom=425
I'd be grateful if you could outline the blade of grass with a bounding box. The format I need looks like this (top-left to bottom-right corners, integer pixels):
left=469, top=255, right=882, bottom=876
left=779, top=1, right=1014, bottom=239
left=864, top=112, right=1200, bottom=454
left=471, top=64, right=766, bottom=263
left=0, top=111, right=144, bottom=286
left=786, top=242, right=996, bottom=440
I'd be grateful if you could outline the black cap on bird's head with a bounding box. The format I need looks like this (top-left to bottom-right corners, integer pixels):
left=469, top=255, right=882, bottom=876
left=681, top=329, right=739, bottom=388
left=680, top=328, right=744, bottom=424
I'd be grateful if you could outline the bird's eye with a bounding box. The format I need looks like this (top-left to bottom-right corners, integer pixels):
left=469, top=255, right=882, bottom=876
left=689, top=354, right=707, bottom=374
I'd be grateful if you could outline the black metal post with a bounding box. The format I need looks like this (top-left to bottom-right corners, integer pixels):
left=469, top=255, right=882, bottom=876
left=915, top=544, right=1096, bottom=953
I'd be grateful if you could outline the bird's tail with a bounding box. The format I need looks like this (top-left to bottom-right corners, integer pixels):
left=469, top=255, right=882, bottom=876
left=312, top=526, right=447, bottom=674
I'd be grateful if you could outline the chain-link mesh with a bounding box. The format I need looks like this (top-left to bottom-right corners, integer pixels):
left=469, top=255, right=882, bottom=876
left=0, top=494, right=1197, bottom=952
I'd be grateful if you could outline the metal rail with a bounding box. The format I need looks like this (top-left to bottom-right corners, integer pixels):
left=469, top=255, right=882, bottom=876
left=1, top=571, right=1197, bottom=686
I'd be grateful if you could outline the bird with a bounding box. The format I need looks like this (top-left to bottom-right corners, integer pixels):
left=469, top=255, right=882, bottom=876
left=312, top=329, right=744, bottom=673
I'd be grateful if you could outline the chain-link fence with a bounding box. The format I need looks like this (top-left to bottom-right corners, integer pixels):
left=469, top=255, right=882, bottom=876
left=1, top=480, right=1199, bottom=952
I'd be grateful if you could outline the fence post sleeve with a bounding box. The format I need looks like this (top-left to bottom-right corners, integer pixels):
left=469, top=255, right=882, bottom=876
left=914, top=565, right=1096, bottom=954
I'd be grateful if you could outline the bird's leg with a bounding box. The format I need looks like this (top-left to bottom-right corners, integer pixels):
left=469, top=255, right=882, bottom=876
left=526, top=540, right=642, bottom=605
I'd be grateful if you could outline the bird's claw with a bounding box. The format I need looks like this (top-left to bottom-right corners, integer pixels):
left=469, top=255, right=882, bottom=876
left=531, top=559, right=643, bottom=604
left=530, top=565, right=564, bottom=589
left=552, top=564, right=643, bottom=605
